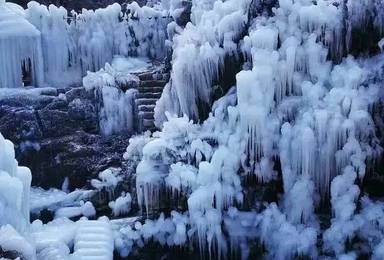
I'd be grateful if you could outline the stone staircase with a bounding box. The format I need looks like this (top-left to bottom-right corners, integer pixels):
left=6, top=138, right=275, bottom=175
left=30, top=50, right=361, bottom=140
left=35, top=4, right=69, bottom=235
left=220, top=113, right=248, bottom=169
left=72, top=219, right=114, bottom=260
left=134, top=69, right=168, bottom=132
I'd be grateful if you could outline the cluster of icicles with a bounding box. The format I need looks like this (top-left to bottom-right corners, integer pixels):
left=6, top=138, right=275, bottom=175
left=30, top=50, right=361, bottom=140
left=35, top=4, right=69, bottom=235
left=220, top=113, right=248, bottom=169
left=154, top=0, right=384, bottom=126
left=127, top=0, right=384, bottom=259
left=27, top=1, right=170, bottom=85
left=0, top=0, right=170, bottom=88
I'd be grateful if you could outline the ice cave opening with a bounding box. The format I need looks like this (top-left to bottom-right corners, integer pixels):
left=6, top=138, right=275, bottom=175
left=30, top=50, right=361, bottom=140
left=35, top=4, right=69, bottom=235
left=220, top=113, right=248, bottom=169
left=22, top=58, right=33, bottom=87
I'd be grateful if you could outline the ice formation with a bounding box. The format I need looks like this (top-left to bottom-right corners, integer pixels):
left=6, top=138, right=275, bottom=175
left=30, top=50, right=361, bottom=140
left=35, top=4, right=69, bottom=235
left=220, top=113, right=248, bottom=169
left=155, top=0, right=250, bottom=124
left=30, top=187, right=94, bottom=214
left=0, top=0, right=170, bottom=88
left=0, top=133, right=35, bottom=258
left=109, top=192, right=132, bottom=217
left=54, top=201, right=96, bottom=219
left=82, top=56, right=160, bottom=135
left=0, top=133, right=31, bottom=233
left=0, top=1, right=44, bottom=88
left=114, top=211, right=189, bottom=257
left=91, top=167, right=122, bottom=197
left=131, top=0, right=384, bottom=259
left=25, top=1, right=169, bottom=82
left=0, top=225, right=36, bottom=260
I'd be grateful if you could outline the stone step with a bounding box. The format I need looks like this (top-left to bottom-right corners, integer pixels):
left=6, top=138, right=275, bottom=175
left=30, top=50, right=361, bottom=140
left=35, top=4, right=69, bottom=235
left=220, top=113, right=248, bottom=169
left=138, top=104, right=156, bottom=112
left=135, top=98, right=158, bottom=106
left=138, top=111, right=154, bottom=119
left=135, top=92, right=162, bottom=99
left=137, top=86, right=164, bottom=94
left=142, top=119, right=155, bottom=128
left=137, top=72, right=169, bottom=81
left=140, top=80, right=167, bottom=88
left=133, top=68, right=168, bottom=133
left=137, top=72, right=155, bottom=81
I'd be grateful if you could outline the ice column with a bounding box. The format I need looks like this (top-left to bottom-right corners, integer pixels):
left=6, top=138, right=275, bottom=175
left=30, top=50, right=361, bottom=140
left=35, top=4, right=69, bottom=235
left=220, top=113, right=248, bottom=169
left=0, top=133, right=32, bottom=233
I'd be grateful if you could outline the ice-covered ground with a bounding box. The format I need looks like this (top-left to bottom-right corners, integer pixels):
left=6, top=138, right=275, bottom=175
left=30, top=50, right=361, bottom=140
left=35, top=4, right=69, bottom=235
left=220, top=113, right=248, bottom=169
left=0, top=86, right=58, bottom=98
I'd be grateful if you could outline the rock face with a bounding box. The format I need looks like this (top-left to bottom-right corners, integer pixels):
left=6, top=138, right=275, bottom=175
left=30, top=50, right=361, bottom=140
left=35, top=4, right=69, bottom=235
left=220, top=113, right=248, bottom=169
left=0, top=87, right=131, bottom=190
left=0, top=62, right=169, bottom=191
left=0, top=248, right=25, bottom=260
left=174, top=1, right=192, bottom=27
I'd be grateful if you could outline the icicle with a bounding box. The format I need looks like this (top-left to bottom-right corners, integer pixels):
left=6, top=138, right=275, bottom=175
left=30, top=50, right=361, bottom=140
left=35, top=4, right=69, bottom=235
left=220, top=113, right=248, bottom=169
left=99, top=86, right=136, bottom=135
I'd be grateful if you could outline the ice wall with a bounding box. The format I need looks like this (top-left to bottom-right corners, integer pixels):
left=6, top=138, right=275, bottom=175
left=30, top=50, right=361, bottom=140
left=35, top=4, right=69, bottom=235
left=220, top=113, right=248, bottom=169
left=24, top=1, right=170, bottom=87
left=0, top=0, right=172, bottom=89
left=155, top=0, right=384, bottom=125
left=0, top=2, right=44, bottom=88
left=25, top=2, right=78, bottom=87
left=237, top=0, right=381, bottom=198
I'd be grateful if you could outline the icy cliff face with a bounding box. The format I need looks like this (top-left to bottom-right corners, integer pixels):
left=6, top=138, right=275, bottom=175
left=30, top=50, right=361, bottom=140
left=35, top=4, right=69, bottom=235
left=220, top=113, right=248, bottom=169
left=155, top=0, right=249, bottom=123
left=131, top=0, right=384, bottom=259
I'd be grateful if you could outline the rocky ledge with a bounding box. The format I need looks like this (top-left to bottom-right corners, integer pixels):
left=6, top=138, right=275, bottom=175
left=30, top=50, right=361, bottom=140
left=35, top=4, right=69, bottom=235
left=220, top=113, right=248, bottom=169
left=0, top=86, right=130, bottom=190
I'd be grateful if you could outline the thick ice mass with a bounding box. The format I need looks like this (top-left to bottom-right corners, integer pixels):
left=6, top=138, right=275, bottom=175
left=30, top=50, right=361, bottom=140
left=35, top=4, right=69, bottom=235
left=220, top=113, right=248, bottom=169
left=0, top=2, right=44, bottom=88
left=0, top=133, right=34, bottom=258
left=155, top=0, right=249, bottom=124
left=0, top=133, right=31, bottom=233
left=131, top=0, right=384, bottom=258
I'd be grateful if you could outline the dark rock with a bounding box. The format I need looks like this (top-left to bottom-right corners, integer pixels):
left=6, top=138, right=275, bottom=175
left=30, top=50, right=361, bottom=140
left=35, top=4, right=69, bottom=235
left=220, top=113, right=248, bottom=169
left=0, top=93, right=55, bottom=109
left=0, top=105, right=42, bottom=144
left=44, top=98, right=68, bottom=111
left=37, top=109, right=80, bottom=137
left=0, top=64, right=166, bottom=194
left=65, top=87, right=94, bottom=103
left=24, top=131, right=130, bottom=190
left=31, top=208, right=55, bottom=224
left=0, top=86, right=129, bottom=191
left=0, top=248, right=26, bottom=260
left=175, top=1, right=192, bottom=27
